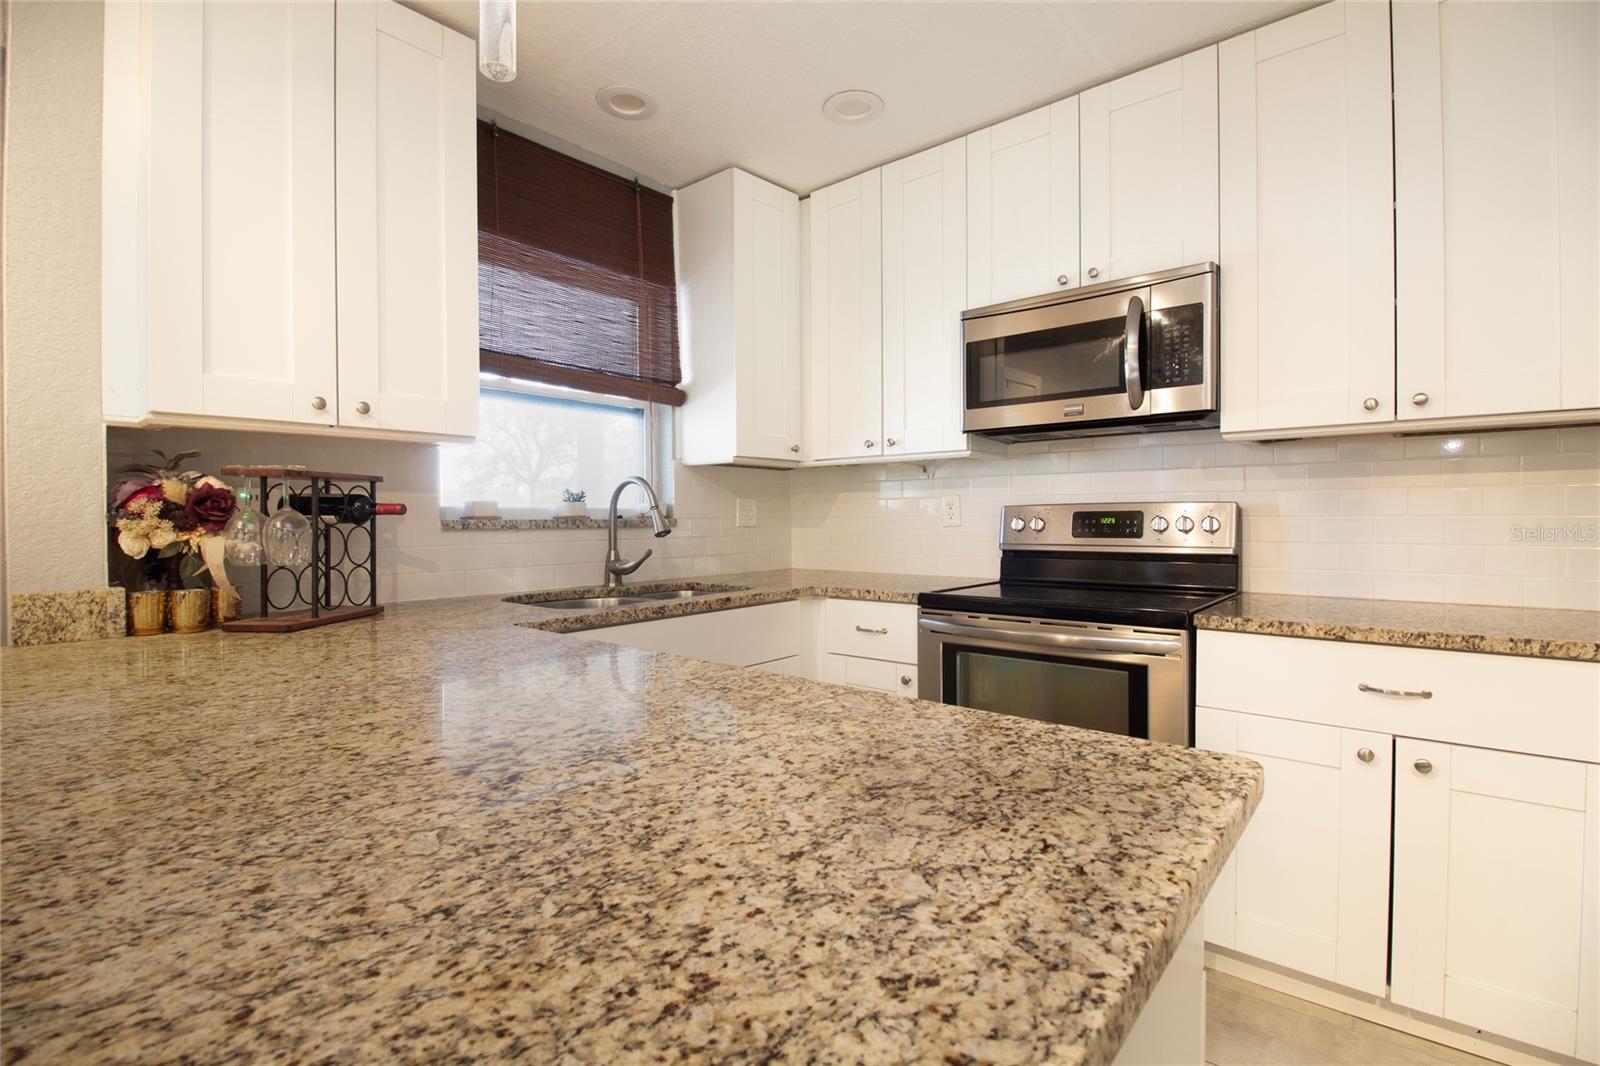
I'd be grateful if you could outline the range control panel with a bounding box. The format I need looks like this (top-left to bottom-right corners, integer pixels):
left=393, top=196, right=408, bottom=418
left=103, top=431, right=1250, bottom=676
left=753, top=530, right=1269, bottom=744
left=1001, top=501, right=1239, bottom=554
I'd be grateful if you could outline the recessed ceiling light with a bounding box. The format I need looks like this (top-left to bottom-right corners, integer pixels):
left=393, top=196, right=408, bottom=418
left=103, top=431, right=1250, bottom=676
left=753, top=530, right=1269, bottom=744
left=823, top=89, right=884, bottom=125
left=596, top=86, right=656, bottom=120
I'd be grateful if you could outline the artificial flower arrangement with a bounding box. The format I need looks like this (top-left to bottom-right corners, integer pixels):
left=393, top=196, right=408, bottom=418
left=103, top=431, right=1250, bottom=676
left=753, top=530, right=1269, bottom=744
left=108, top=449, right=237, bottom=596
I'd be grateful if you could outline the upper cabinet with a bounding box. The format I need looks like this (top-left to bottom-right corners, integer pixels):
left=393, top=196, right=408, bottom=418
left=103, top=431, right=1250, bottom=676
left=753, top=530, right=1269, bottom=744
left=335, top=0, right=478, bottom=438
left=675, top=168, right=803, bottom=467
left=1394, top=0, right=1600, bottom=421
left=882, top=140, right=968, bottom=458
left=806, top=169, right=884, bottom=462
left=101, top=0, right=477, bottom=442
left=965, top=99, right=1080, bottom=307
left=1218, top=1, right=1395, bottom=437
left=1080, top=46, right=1219, bottom=283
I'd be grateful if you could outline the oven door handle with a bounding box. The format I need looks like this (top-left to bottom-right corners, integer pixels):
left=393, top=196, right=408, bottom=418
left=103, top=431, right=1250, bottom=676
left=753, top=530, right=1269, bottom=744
left=918, top=617, right=1181, bottom=657
left=1125, top=293, right=1146, bottom=411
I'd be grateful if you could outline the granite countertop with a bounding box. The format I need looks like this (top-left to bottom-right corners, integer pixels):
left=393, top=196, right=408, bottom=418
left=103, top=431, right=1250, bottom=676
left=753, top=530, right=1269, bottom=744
left=508, top=567, right=982, bottom=632
left=2, top=586, right=1261, bottom=1064
left=1197, top=592, right=1600, bottom=662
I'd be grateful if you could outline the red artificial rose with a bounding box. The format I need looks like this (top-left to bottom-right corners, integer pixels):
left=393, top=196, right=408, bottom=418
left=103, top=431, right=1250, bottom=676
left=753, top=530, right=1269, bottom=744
left=118, top=483, right=164, bottom=511
left=184, top=483, right=236, bottom=532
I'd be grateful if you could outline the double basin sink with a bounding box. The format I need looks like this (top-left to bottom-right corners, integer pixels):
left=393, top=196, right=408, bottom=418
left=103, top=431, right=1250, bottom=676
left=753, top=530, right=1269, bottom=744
left=509, top=583, right=747, bottom=611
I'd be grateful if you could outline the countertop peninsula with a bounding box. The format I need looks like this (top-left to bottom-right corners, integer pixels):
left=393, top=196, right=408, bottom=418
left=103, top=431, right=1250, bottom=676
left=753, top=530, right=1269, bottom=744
left=2, top=575, right=1260, bottom=1064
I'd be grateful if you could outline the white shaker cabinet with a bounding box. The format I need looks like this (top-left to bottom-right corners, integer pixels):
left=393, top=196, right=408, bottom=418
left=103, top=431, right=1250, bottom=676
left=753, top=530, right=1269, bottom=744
left=1080, top=47, right=1219, bottom=283
left=1218, top=1, right=1395, bottom=436
left=1394, top=0, right=1600, bottom=422
left=102, top=0, right=477, bottom=442
left=882, top=140, right=968, bottom=459
left=1392, top=741, right=1600, bottom=1061
left=675, top=168, right=803, bottom=467
left=965, top=99, right=1080, bottom=307
left=1196, top=707, right=1391, bottom=995
left=104, top=0, right=339, bottom=427
left=335, top=0, right=477, bottom=438
left=806, top=169, right=884, bottom=462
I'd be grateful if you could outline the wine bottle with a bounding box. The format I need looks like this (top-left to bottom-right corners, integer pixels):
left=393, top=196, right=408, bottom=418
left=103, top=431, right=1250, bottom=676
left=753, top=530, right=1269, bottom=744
left=286, top=494, right=407, bottom=524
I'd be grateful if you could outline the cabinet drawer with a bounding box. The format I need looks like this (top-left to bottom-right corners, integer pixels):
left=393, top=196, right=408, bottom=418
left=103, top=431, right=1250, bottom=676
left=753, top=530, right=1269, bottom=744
left=821, top=599, right=918, bottom=662
left=1198, top=630, right=1600, bottom=764
left=820, top=653, right=917, bottom=697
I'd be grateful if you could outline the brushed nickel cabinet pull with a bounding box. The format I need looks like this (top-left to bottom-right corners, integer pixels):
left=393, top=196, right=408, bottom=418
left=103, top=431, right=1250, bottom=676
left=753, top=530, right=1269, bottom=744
left=855, top=625, right=888, bottom=635
left=1357, top=682, right=1433, bottom=699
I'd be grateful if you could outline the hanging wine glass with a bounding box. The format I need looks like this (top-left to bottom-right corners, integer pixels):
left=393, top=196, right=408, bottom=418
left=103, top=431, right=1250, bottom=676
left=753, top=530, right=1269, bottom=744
left=263, top=480, right=313, bottom=568
left=223, top=482, right=266, bottom=565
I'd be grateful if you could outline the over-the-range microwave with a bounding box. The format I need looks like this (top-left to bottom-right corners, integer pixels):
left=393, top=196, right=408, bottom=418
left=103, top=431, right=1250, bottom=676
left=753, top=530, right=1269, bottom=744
left=962, top=262, right=1218, bottom=441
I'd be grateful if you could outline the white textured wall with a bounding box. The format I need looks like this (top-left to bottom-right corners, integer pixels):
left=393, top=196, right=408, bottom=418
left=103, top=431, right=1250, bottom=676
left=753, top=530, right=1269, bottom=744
left=792, top=426, right=1600, bottom=610
left=2, top=0, right=107, bottom=600
left=108, top=427, right=792, bottom=602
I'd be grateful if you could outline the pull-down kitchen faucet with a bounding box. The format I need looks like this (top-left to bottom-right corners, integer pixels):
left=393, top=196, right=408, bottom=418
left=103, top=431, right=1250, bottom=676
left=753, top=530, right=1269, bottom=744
left=603, top=476, right=671, bottom=589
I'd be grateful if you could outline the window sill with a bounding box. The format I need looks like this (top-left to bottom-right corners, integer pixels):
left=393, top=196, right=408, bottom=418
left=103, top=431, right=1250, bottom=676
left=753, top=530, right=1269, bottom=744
left=440, top=514, right=678, bottom=533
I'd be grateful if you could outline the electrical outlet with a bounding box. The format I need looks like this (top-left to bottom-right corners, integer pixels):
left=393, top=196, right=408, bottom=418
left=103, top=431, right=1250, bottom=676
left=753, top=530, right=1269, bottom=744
left=940, top=495, right=961, bottom=527
left=736, top=498, right=758, bottom=527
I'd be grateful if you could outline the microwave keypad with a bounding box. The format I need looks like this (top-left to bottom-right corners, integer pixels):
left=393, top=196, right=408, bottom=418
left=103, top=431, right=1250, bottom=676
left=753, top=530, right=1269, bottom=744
left=1145, top=304, right=1205, bottom=389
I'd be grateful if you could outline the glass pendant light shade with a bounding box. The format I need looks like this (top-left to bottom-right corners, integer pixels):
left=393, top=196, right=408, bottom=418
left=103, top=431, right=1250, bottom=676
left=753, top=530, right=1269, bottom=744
left=479, top=0, right=516, bottom=83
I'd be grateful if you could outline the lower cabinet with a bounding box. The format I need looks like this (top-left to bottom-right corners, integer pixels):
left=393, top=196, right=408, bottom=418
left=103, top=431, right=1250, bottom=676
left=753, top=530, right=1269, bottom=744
left=1391, top=741, right=1600, bottom=1061
left=1198, top=629, right=1600, bottom=1062
left=1196, top=708, right=1391, bottom=995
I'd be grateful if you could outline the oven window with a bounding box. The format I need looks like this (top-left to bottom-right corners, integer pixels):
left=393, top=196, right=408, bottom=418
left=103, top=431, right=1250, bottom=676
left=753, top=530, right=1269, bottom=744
left=946, top=646, right=1149, bottom=737
left=966, top=316, right=1127, bottom=408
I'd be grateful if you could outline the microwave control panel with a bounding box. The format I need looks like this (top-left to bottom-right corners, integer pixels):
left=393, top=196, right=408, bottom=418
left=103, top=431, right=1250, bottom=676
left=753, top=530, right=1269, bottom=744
left=1145, top=303, right=1206, bottom=389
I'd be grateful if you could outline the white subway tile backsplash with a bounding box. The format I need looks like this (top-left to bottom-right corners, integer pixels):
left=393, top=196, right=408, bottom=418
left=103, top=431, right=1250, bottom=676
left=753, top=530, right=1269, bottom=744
left=791, top=425, right=1599, bottom=609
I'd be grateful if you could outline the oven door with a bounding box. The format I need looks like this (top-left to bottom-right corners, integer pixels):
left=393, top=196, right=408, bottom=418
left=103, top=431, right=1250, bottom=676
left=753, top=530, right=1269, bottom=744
left=917, top=611, right=1191, bottom=745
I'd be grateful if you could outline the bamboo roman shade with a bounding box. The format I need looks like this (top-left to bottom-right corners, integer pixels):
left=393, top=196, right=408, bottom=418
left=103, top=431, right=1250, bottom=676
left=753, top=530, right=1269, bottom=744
left=477, top=121, right=684, bottom=405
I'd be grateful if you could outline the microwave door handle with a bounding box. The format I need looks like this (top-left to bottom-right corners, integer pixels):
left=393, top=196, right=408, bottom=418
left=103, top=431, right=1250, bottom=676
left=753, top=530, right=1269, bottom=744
left=1125, top=294, right=1146, bottom=411
left=918, top=617, right=1181, bottom=657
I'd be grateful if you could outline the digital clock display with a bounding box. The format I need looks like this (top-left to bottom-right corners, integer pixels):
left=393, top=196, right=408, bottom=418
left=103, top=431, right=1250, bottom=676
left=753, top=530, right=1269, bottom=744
left=1071, top=510, right=1144, bottom=538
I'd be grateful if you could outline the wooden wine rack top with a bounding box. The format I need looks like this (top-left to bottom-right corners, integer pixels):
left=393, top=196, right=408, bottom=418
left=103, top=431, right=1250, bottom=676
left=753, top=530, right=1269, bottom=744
left=219, top=465, right=384, bottom=482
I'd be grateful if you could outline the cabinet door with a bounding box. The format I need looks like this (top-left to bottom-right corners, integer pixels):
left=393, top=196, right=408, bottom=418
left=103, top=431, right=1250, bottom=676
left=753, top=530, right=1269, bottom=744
left=1219, top=2, right=1394, bottom=435
left=806, top=169, right=883, bottom=461
left=882, top=139, right=967, bottom=458
left=145, top=0, right=338, bottom=425
left=335, top=0, right=477, bottom=437
left=733, top=170, right=803, bottom=461
left=1195, top=707, right=1392, bottom=995
left=966, top=99, right=1079, bottom=306
left=1080, top=46, right=1218, bottom=283
left=1394, top=1, right=1599, bottom=419
left=1393, top=741, right=1600, bottom=1060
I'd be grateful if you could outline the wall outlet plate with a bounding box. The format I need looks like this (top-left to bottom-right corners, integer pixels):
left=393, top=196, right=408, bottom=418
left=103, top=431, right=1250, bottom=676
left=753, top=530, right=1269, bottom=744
left=940, top=495, right=961, bottom=527
left=736, top=498, right=758, bottom=527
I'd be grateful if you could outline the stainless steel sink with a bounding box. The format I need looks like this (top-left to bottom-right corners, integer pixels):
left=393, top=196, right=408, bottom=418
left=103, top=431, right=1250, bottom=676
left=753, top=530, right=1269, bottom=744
left=511, top=584, right=747, bottom=611
left=529, top=596, right=642, bottom=610
left=627, top=589, right=735, bottom=601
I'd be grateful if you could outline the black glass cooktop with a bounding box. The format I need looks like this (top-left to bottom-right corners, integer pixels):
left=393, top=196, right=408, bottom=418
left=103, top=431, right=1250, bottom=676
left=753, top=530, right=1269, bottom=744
left=918, top=581, right=1237, bottom=630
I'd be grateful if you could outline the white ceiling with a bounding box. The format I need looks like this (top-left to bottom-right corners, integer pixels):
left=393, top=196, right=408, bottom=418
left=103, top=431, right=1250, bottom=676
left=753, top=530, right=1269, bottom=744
left=406, top=1, right=1313, bottom=194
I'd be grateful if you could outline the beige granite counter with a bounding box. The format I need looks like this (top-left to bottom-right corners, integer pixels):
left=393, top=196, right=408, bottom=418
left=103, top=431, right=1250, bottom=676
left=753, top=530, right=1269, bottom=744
left=2, top=587, right=1260, bottom=1064
left=509, top=568, right=981, bottom=632
left=1197, top=592, right=1600, bottom=662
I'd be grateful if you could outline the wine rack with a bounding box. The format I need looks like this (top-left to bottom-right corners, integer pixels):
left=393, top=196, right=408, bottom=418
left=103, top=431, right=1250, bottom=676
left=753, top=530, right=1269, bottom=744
left=218, top=466, right=388, bottom=633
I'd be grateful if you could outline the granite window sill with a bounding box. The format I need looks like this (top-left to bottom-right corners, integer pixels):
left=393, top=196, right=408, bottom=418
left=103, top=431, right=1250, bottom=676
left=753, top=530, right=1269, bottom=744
left=440, top=515, right=677, bottom=532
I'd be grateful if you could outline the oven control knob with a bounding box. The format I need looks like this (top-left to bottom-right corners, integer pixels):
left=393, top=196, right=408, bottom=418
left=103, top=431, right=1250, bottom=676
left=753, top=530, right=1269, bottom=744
left=1029, top=516, right=1046, bottom=533
left=1009, top=516, right=1026, bottom=533
left=1149, top=515, right=1169, bottom=533
left=1200, top=514, right=1221, bottom=534
left=1175, top=515, right=1195, bottom=534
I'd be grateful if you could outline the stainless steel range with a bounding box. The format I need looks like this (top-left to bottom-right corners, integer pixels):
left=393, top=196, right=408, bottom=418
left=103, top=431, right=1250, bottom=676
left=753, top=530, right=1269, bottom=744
left=917, top=501, right=1240, bottom=746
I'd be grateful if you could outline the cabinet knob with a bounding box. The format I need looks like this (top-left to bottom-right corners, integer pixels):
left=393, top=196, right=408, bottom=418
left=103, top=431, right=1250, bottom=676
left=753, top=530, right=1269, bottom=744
left=1057, top=274, right=1070, bottom=286
left=310, top=395, right=327, bottom=411
left=1087, top=267, right=1100, bottom=279
left=886, top=438, right=897, bottom=447
left=789, top=444, right=800, bottom=453
left=864, top=440, right=875, bottom=448
left=1411, top=392, right=1430, bottom=407
left=355, top=401, right=372, bottom=415
left=900, top=674, right=912, bottom=686
left=1363, top=397, right=1379, bottom=411
left=1414, top=758, right=1433, bottom=775
left=1357, top=747, right=1375, bottom=764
